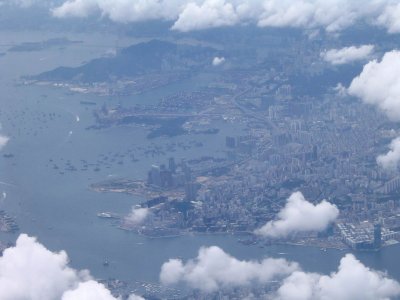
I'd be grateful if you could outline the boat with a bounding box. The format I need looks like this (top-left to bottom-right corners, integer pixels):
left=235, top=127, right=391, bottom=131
left=97, top=212, right=118, bottom=219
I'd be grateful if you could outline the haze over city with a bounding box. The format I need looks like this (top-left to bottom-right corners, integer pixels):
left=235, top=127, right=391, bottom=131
left=2, top=0, right=400, bottom=299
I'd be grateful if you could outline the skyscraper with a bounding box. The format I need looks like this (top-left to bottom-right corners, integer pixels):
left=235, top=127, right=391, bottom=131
left=374, top=223, right=382, bottom=249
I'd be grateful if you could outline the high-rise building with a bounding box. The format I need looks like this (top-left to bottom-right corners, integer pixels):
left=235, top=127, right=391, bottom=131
left=185, top=182, right=199, bottom=201
left=312, top=145, right=318, bottom=160
left=160, top=169, right=173, bottom=187
left=181, top=160, right=192, bottom=182
left=168, top=157, right=176, bottom=173
left=225, top=136, right=236, bottom=148
left=374, top=223, right=382, bottom=249
left=148, top=165, right=161, bottom=186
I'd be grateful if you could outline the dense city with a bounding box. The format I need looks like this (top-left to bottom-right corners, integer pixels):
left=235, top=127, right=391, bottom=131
left=80, top=39, right=400, bottom=252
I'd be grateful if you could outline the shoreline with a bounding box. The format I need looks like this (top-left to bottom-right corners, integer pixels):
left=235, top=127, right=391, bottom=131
left=120, top=228, right=400, bottom=252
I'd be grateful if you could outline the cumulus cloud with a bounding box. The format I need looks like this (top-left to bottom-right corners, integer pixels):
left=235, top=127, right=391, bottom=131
left=124, top=207, right=149, bottom=226
left=348, top=50, right=400, bottom=122
left=61, top=281, right=120, bottom=300
left=321, top=45, right=375, bottom=65
left=0, top=135, right=9, bottom=151
left=127, top=294, right=146, bottom=300
left=52, top=0, right=185, bottom=22
left=212, top=56, right=225, bottom=66
left=49, top=0, right=400, bottom=33
left=333, top=83, right=348, bottom=97
left=258, top=0, right=360, bottom=33
left=348, top=51, right=400, bottom=169
left=377, top=2, right=400, bottom=34
left=0, top=234, right=78, bottom=300
left=52, top=0, right=98, bottom=18
left=160, top=247, right=400, bottom=299
left=172, top=0, right=239, bottom=31
left=255, top=192, right=339, bottom=238
left=0, top=234, right=142, bottom=300
left=276, top=254, right=400, bottom=300
left=160, top=245, right=298, bottom=292
left=377, top=137, right=400, bottom=170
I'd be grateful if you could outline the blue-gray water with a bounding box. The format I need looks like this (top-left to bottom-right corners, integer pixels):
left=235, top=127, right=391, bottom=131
left=0, top=30, right=399, bottom=285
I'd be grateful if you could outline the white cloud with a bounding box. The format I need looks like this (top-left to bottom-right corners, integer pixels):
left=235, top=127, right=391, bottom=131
left=124, top=207, right=149, bottom=226
left=257, top=0, right=400, bottom=34
left=348, top=51, right=400, bottom=169
left=321, top=45, right=375, bottom=65
left=212, top=56, right=225, bottom=66
left=348, top=50, right=400, bottom=122
left=0, top=135, right=9, bottom=151
left=0, top=234, right=78, bottom=300
left=333, top=83, right=348, bottom=97
left=276, top=254, right=400, bottom=300
left=160, top=247, right=400, bottom=299
left=377, top=2, right=400, bottom=34
left=160, top=245, right=298, bottom=292
left=127, top=294, right=146, bottom=300
left=61, top=281, right=120, bottom=300
left=52, top=0, right=185, bottom=22
left=255, top=192, right=339, bottom=238
left=52, top=0, right=98, bottom=18
left=0, top=234, right=142, bottom=300
left=172, top=0, right=239, bottom=31
left=258, top=0, right=358, bottom=33
left=377, top=137, right=400, bottom=170
left=50, top=0, right=400, bottom=33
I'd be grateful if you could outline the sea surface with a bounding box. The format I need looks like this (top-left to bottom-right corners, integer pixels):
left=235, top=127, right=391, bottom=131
left=0, top=30, right=399, bottom=285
